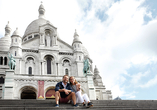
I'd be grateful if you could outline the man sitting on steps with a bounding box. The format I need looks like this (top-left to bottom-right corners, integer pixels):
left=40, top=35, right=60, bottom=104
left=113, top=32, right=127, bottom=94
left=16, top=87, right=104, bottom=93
left=55, top=75, right=79, bottom=107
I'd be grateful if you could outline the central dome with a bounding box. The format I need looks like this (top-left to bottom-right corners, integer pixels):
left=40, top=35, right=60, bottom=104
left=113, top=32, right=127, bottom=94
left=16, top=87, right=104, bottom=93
left=23, top=3, right=53, bottom=38
left=23, top=18, right=48, bottom=37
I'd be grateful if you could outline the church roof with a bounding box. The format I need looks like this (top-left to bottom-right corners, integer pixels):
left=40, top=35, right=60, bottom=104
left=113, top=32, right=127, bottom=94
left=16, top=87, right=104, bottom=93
left=23, top=18, right=48, bottom=37
left=114, top=96, right=122, bottom=100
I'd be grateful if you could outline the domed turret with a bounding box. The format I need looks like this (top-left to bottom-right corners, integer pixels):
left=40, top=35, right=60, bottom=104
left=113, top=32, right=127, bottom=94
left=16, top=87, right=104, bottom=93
left=94, top=65, right=100, bottom=74
left=12, top=28, right=20, bottom=36
left=10, top=28, right=22, bottom=57
left=72, top=29, right=82, bottom=45
left=0, top=22, right=11, bottom=52
left=93, top=65, right=104, bottom=87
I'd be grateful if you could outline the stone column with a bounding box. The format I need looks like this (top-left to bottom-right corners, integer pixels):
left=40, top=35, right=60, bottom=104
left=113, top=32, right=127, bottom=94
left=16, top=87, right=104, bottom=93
left=3, top=57, right=4, bottom=65
left=39, top=62, right=42, bottom=75
left=4, top=70, right=14, bottom=99
left=56, top=63, right=58, bottom=76
left=86, top=72, right=96, bottom=100
left=19, top=59, right=21, bottom=74
left=42, top=61, right=45, bottom=75
left=40, top=33, right=45, bottom=47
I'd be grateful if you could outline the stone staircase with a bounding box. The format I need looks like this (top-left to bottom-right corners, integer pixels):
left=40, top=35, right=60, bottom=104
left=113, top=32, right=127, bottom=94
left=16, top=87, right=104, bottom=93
left=0, top=99, right=157, bottom=110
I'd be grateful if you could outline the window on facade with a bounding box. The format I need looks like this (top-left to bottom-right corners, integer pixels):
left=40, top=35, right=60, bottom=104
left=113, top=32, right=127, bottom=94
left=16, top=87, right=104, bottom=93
left=28, top=67, right=32, bottom=75
left=78, top=44, right=79, bottom=47
left=4, top=57, right=7, bottom=65
left=75, top=44, right=76, bottom=48
left=65, top=69, right=68, bottom=75
left=34, top=34, right=39, bottom=38
left=24, top=38, right=27, bottom=42
left=15, top=38, right=17, bottom=42
left=15, top=51, right=16, bottom=56
left=63, top=60, right=70, bottom=66
left=12, top=39, right=13, bottom=43
left=79, top=56, right=81, bottom=61
left=0, top=57, right=3, bottom=65
left=47, top=57, right=51, bottom=74
left=28, top=36, right=32, bottom=39
left=0, top=77, right=4, bottom=84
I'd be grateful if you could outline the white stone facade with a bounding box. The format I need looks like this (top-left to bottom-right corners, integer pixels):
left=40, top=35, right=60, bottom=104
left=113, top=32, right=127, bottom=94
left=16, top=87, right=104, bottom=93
left=0, top=3, right=112, bottom=100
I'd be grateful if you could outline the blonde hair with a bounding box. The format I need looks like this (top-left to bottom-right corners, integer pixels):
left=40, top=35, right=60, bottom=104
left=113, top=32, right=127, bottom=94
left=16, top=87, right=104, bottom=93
left=69, top=76, right=78, bottom=85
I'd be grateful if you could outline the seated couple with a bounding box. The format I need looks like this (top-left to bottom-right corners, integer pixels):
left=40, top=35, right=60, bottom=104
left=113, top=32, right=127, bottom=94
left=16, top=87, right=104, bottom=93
left=55, top=75, right=93, bottom=107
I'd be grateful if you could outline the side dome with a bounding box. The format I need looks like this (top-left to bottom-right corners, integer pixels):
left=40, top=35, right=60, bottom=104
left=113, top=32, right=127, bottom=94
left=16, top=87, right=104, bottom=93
left=13, top=28, right=20, bottom=36
left=23, top=18, right=48, bottom=37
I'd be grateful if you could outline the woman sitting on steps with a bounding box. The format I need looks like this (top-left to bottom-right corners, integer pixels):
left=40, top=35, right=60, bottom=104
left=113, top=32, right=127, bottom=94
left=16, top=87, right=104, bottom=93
left=69, top=76, right=93, bottom=107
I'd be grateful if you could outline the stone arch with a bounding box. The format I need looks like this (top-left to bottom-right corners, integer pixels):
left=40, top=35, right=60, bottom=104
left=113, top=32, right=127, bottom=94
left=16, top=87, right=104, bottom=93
left=25, top=57, right=35, bottom=75
left=23, top=53, right=38, bottom=62
left=44, top=26, right=57, bottom=46
left=44, top=86, right=55, bottom=99
left=43, top=25, right=57, bottom=36
left=22, top=53, right=38, bottom=75
left=59, top=56, right=73, bottom=76
left=18, top=84, right=37, bottom=99
left=43, top=54, right=56, bottom=75
left=59, top=56, right=73, bottom=64
left=42, top=52, right=57, bottom=62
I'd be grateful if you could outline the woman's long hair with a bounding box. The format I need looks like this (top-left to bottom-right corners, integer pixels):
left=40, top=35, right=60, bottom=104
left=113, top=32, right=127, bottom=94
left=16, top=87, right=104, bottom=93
left=69, top=76, right=78, bottom=85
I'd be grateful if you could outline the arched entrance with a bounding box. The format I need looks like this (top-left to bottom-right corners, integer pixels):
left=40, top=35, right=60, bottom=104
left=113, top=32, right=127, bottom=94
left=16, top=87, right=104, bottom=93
left=45, top=87, right=55, bottom=99
left=20, top=86, right=37, bottom=99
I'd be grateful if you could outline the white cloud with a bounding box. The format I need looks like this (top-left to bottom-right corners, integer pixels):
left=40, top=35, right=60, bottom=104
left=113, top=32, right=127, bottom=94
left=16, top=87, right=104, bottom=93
left=139, top=75, right=157, bottom=88
left=131, top=71, right=150, bottom=85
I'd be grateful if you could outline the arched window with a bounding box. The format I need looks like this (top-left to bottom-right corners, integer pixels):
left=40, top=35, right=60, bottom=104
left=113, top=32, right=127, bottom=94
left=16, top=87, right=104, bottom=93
left=4, top=57, right=7, bottom=65
left=0, top=57, right=3, bottom=65
left=65, top=69, right=68, bottom=75
left=15, top=51, right=16, bottom=56
left=63, top=60, right=70, bottom=66
left=47, top=57, right=51, bottom=74
left=15, top=38, right=17, bottom=42
left=0, top=77, right=4, bottom=84
left=28, top=67, right=32, bottom=75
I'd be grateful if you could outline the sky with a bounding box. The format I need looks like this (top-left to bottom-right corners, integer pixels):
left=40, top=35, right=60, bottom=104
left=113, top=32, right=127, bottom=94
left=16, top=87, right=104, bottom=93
left=0, top=0, right=157, bottom=100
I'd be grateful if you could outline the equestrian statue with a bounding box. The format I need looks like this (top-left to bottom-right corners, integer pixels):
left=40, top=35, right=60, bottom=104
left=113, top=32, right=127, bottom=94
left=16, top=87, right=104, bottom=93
left=8, top=52, right=16, bottom=70
left=83, top=58, right=90, bottom=76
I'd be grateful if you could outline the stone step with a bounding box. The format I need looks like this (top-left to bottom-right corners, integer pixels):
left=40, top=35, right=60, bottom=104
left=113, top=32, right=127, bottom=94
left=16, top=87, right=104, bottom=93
left=0, top=100, right=157, bottom=110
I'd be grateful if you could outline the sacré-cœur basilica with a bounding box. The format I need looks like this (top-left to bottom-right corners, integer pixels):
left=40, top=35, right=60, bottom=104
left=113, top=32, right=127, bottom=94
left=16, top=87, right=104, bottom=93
left=0, top=3, right=112, bottom=100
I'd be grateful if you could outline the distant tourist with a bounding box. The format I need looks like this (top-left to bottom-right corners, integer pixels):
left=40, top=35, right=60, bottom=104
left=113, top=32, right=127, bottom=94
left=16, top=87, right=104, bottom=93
left=54, top=75, right=79, bottom=107
left=69, top=76, right=93, bottom=107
